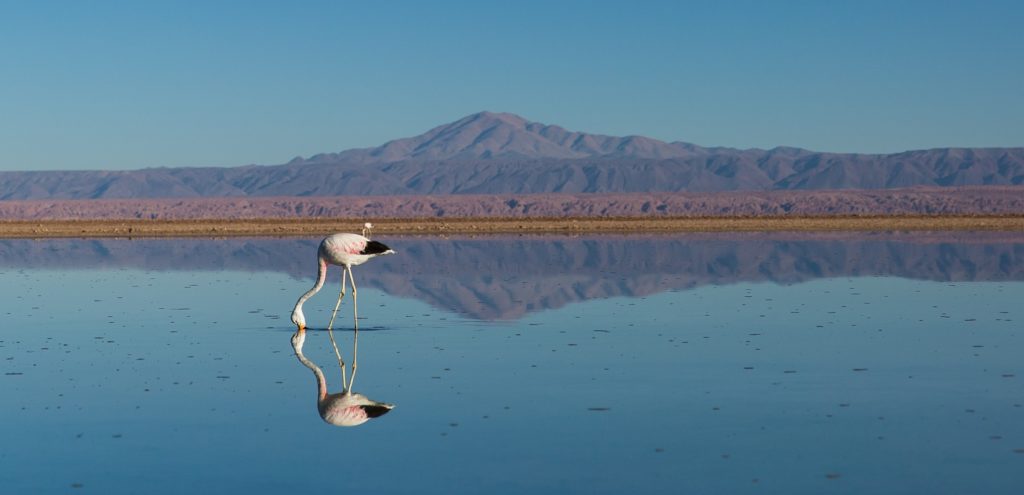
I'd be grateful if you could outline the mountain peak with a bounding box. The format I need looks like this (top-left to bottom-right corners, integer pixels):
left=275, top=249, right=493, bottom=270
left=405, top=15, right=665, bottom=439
left=461, top=110, right=529, bottom=125
left=324, top=111, right=703, bottom=164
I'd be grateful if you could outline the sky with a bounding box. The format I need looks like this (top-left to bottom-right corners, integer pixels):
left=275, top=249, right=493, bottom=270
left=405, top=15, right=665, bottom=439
left=0, top=0, right=1022, bottom=171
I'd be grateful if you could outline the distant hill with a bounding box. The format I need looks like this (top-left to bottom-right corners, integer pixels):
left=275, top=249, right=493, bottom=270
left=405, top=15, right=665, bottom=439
left=303, top=111, right=711, bottom=164
left=1, top=111, right=1022, bottom=200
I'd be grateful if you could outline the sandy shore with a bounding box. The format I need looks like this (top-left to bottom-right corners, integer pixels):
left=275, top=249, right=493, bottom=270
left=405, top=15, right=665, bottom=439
left=2, top=215, right=1023, bottom=238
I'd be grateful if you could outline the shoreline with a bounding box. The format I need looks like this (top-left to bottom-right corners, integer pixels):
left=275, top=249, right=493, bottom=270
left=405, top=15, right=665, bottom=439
left=2, top=215, right=1024, bottom=238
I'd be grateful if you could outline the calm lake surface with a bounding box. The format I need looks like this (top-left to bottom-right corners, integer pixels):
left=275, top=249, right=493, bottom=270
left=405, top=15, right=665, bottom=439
left=1, top=233, right=1023, bottom=494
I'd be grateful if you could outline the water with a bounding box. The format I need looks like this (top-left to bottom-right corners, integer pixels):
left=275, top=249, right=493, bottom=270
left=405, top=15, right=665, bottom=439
left=1, top=233, right=1023, bottom=494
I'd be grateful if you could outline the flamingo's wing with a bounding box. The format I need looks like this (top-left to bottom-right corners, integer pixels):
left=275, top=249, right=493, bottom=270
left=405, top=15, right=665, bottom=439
left=324, top=233, right=368, bottom=257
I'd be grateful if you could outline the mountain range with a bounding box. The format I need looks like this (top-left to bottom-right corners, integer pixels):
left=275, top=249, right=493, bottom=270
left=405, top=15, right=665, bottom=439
left=2, top=111, right=1022, bottom=200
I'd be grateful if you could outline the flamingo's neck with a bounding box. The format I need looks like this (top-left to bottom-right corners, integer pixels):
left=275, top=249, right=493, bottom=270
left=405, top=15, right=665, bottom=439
left=292, top=256, right=328, bottom=324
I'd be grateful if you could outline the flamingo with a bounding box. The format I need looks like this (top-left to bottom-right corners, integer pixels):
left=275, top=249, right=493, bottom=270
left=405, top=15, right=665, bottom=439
left=291, top=233, right=395, bottom=331
left=291, top=328, right=394, bottom=427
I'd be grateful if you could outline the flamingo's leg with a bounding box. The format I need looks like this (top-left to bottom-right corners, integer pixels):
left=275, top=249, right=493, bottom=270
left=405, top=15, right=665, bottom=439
left=327, top=267, right=347, bottom=331
left=327, top=267, right=348, bottom=385
left=348, top=266, right=360, bottom=390
left=349, top=308, right=360, bottom=391
left=349, top=266, right=360, bottom=327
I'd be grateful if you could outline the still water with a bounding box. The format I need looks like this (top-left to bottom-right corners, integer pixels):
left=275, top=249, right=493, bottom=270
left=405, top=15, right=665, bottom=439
left=1, top=233, right=1022, bottom=494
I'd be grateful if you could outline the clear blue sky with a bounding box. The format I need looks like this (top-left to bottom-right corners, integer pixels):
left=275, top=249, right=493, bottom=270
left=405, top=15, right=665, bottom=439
left=1, top=0, right=1021, bottom=171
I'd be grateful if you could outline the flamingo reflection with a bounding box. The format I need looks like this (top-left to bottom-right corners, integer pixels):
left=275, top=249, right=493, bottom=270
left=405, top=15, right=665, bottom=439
left=290, top=327, right=394, bottom=427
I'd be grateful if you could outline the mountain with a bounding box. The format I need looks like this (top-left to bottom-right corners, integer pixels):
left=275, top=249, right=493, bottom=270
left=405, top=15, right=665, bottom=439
left=1, top=111, right=1022, bottom=200
left=301, top=111, right=707, bottom=164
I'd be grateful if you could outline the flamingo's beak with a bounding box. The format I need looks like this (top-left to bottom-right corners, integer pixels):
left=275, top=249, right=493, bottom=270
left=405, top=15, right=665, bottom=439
left=297, top=325, right=305, bottom=332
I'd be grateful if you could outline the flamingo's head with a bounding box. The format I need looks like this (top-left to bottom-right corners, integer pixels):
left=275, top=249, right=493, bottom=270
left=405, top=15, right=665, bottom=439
left=291, top=306, right=306, bottom=330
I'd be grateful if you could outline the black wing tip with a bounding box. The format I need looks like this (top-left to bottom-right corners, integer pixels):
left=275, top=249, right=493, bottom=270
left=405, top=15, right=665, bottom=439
left=361, top=240, right=392, bottom=255
left=362, top=404, right=395, bottom=418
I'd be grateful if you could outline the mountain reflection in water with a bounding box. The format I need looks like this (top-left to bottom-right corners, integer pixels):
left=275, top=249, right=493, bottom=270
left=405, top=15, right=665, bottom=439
left=1, top=232, right=1021, bottom=320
